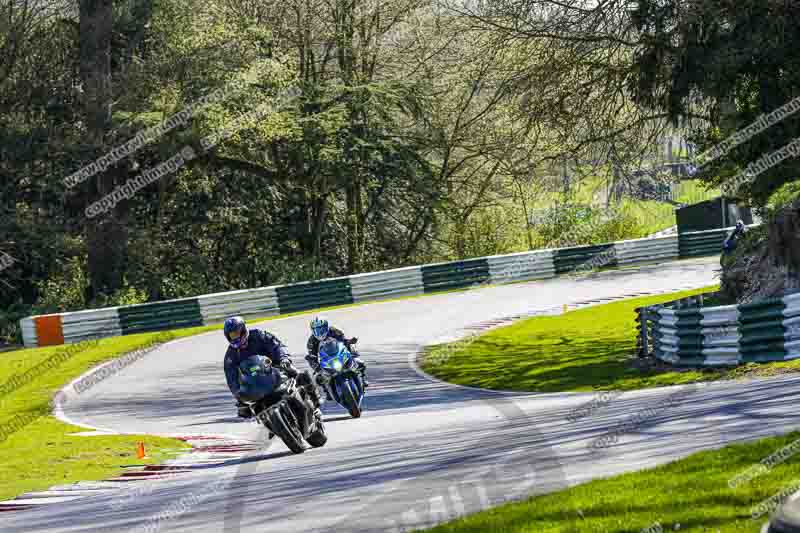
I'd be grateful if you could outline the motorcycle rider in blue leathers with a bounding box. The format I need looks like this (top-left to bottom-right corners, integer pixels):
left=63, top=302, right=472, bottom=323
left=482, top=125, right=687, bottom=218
left=723, top=220, right=746, bottom=254
left=223, top=316, right=321, bottom=420
left=305, top=316, right=369, bottom=400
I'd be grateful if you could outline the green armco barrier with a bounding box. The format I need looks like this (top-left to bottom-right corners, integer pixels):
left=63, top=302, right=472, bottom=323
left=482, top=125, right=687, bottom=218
left=739, top=299, right=787, bottom=356
left=678, top=228, right=728, bottom=258
left=641, top=288, right=800, bottom=366
left=675, top=308, right=705, bottom=358
left=552, top=243, right=616, bottom=274
left=675, top=313, right=703, bottom=327
left=21, top=223, right=757, bottom=347
left=741, top=351, right=789, bottom=362
left=118, top=298, right=203, bottom=335
left=421, top=258, right=490, bottom=293
left=275, top=278, right=354, bottom=314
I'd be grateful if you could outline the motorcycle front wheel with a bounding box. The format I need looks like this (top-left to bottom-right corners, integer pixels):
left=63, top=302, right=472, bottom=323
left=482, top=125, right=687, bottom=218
left=269, top=401, right=305, bottom=454
left=339, top=378, right=362, bottom=419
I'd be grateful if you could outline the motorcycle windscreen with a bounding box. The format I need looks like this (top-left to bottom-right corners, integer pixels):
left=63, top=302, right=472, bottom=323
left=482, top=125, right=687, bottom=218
left=319, top=340, right=349, bottom=371
left=239, top=366, right=282, bottom=403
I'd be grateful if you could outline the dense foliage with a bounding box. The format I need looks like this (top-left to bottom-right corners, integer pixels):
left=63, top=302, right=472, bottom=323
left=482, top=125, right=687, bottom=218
left=628, top=0, right=800, bottom=205
left=1, top=0, right=795, bottom=345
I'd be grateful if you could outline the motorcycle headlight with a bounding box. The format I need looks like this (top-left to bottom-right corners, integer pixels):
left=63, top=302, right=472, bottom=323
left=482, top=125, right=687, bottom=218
left=333, top=359, right=343, bottom=371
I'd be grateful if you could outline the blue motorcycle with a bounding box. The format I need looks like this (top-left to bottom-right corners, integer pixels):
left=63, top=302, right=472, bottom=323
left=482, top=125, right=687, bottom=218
left=318, top=338, right=365, bottom=418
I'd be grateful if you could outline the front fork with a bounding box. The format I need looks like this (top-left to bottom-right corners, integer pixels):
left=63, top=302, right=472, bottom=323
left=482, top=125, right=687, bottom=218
left=254, top=408, right=275, bottom=438
left=252, top=381, right=307, bottom=437
left=321, top=370, right=363, bottom=405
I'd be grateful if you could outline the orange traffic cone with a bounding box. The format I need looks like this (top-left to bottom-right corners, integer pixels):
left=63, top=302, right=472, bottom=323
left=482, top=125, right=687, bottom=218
left=136, top=442, right=146, bottom=459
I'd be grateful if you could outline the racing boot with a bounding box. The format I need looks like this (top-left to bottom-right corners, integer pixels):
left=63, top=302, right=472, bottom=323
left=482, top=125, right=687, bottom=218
left=306, top=377, right=322, bottom=408
left=312, top=407, right=323, bottom=431
left=306, top=354, right=332, bottom=399
left=355, top=359, right=369, bottom=388
left=318, top=374, right=334, bottom=401
left=312, top=369, right=332, bottom=401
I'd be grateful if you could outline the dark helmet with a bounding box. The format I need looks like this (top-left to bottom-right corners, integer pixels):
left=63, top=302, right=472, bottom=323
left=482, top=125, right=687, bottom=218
left=224, top=316, right=248, bottom=349
left=736, top=219, right=745, bottom=230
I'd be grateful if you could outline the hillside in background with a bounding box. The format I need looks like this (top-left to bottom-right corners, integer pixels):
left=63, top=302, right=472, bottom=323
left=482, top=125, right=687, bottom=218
left=435, top=171, right=720, bottom=262
left=1, top=0, right=795, bottom=346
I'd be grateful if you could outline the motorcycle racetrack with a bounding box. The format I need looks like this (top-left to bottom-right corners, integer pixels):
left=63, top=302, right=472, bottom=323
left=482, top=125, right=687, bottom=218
left=4, top=256, right=800, bottom=533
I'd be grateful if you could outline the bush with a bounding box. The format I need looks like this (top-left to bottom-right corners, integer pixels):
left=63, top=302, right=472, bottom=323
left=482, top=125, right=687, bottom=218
left=461, top=207, right=526, bottom=258
left=33, top=256, right=87, bottom=314
left=594, top=209, right=645, bottom=243
left=442, top=205, right=527, bottom=260
left=764, top=180, right=800, bottom=216
left=0, top=302, right=32, bottom=347
left=533, top=203, right=645, bottom=248
left=93, top=286, right=150, bottom=308
left=532, top=203, right=595, bottom=247
left=33, top=256, right=149, bottom=314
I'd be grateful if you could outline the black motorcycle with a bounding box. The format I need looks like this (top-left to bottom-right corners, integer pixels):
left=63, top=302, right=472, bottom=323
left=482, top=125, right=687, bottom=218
left=237, top=355, right=327, bottom=454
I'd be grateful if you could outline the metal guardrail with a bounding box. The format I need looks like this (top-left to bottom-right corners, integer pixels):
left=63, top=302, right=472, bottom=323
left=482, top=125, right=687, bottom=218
left=637, top=290, right=800, bottom=366
left=616, top=235, right=679, bottom=266
left=197, top=287, right=281, bottom=324
left=19, top=226, right=747, bottom=348
left=677, top=224, right=761, bottom=258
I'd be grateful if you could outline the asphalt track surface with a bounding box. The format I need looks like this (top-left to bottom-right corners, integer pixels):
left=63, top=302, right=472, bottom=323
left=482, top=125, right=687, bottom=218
left=3, top=256, right=797, bottom=533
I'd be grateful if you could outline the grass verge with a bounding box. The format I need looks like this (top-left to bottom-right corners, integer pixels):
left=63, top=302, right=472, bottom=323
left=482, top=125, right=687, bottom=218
left=0, top=289, right=497, bottom=502
left=0, top=304, right=362, bottom=501
left=0, top=259, right=727, bottom=501
left=0, top=330, right=210, bottom=501
left=0, top=420, right=190, bottom=502
left=416, top=430, right=800, bottom=532
left=421, top=284, right=800, bottom=393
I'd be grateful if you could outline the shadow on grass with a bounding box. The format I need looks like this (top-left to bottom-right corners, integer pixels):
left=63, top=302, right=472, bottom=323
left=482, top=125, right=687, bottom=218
left=422, top=289, right=721, bottom=393
left=426, top=336, right=667, bottom=393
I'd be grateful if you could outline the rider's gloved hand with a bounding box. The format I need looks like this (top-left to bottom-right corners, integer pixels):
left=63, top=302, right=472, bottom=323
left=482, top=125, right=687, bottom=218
left=305, top=353, right=321, bottom=372
left=280, top=359, right=299, bottom=378
left=349, top=337, right=358, bottom=344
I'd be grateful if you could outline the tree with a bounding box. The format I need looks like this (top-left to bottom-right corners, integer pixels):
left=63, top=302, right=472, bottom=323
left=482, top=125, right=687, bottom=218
left=627, top=0, right=800, bottom=206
